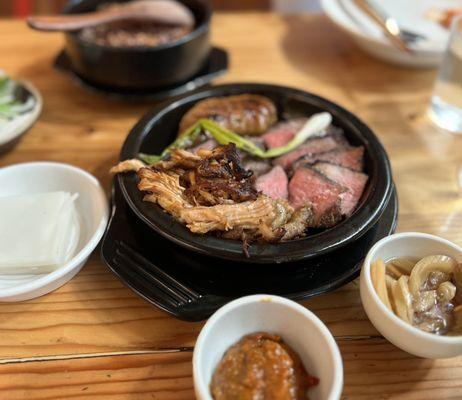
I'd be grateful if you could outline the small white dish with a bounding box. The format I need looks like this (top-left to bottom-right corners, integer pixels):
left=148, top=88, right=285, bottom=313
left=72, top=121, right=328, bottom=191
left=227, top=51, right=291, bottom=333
left=0, top=80, right=42, bottom=153
left=360, top=232, right=462, bottom=358
left=0, top=162, right=109, bottom=301
left=193, top=294, right=343, bottom=400
left=321, top=0, right=456, bottom=68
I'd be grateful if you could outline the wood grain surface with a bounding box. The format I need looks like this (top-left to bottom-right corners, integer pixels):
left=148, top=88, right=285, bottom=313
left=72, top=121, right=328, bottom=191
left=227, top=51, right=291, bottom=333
left=1, top=12, right=462, bottom=399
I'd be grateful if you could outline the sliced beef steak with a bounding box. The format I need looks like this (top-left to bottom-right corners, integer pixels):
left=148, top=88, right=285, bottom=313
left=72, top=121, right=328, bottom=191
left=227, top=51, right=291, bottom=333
left=315, top=146, right=364, bottom=171
left=288, top=167, right=346, bottom=227
left=262, top=119, right=343, bottom=150
left=262, top=118, right=307, bottom=149
left=291, top=146, right=365, bottom=173
left=255, top=165, right=289, bottom=200
left=274, top=134, right=347, bottom=170
left=313, top=162, right=368, bottom=216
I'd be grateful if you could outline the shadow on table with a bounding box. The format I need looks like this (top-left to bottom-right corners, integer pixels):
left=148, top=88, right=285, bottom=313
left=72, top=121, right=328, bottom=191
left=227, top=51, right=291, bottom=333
left=14, top=56, right=151, bottom=187
left=279, top=15, right=435, bottom=96
left=16, top=54, right=154, bottom=109
left=340, top=337, right=436, bottom=397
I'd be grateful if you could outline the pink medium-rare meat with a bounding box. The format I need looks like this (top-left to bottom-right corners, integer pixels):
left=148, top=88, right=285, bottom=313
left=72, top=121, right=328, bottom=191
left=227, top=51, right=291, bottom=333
left=288, top=167, right=346, bottom=226
left=274, top=134, right=347, bottom=170
left=291, top=146, right=365, bottom=173
left=262, top=118, right=308, bottom=149
left=255, top=165, right=289, bottom=200
left=191, top=138, right=218, bottom=153
left=262, top=119, right=342, bottom=150
left=263, top=127, right=293, bottom=149
left=313, top=162, right=368, bottom=216
left=315, top=146, right=364, bottom=171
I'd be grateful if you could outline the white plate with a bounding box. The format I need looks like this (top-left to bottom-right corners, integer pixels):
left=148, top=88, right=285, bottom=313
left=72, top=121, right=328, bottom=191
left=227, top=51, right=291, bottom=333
left=322, top=0, right=458, bottom=67
left=0, top=162, right=109, bottom=301
left=0, top=81, right=42, bottom=147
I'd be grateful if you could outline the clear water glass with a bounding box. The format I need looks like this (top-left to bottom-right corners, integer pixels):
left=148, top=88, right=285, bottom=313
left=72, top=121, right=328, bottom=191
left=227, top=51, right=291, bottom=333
left=429, top=16, right=462, bottom=133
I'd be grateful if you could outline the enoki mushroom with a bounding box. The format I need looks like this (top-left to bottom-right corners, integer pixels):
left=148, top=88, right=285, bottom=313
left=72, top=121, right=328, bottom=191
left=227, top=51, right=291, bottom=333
left=371, top=256, right=462, bottom=335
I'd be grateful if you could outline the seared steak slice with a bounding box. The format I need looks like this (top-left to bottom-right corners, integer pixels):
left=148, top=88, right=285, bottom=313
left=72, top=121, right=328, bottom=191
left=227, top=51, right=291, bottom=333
left=262, top=119, right=343, bottom=150
left=255, top=165, right=289, bottom=200
left=262, top=118, right=308, bottom=149
left=178, top=94, right=277, bottom=136
left=291, top=146, right=365, bottom=174
left=289, top=166, right=346, bottom=227
left=318, top=146, right=364, bottom=171
left=313, top=162, right=368, bottom=216
left=274, top=134, right=348, bottom=170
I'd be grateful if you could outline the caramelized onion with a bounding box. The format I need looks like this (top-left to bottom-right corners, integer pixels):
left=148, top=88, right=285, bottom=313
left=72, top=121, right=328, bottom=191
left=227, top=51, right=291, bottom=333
left=387, top=258, right=416, bottom=274
left=437, top=281, right=457, bottom=302
left=408, top=255, right=457, bottom=296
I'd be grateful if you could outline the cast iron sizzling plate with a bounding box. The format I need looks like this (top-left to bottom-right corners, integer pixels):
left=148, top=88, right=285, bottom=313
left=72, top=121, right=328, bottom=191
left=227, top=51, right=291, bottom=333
left=118, top=83, right=393, bottom=263
left=101, top=181, right=398, bottom=321
left=53, top=47, right=228, bottom=101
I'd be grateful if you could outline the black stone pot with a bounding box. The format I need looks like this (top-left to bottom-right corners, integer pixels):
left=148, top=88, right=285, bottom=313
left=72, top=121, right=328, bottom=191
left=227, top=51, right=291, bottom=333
left=63, top=0, right=212, bottom=89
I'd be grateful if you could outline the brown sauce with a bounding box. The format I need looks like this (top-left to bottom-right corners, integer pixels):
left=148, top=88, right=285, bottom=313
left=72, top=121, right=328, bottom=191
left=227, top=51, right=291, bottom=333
left=210, top=332, right=318, bottom=400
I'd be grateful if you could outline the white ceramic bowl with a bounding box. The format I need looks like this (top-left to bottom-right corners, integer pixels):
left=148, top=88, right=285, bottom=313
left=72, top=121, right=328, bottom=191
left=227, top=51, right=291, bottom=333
left=193, top=294, right=343, bottom=400
left=0, top=162, right=109, bottom=301
left=360, top=232, right=462, bottom=358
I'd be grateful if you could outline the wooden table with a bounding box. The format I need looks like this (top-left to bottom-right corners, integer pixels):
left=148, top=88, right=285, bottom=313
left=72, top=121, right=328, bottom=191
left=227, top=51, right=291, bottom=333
left=1, top=13, right=462, bottom=400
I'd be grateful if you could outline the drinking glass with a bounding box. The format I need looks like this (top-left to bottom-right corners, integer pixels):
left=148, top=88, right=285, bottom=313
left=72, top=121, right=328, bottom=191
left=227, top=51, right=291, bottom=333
left=429, top=16, right=462, bottom=133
